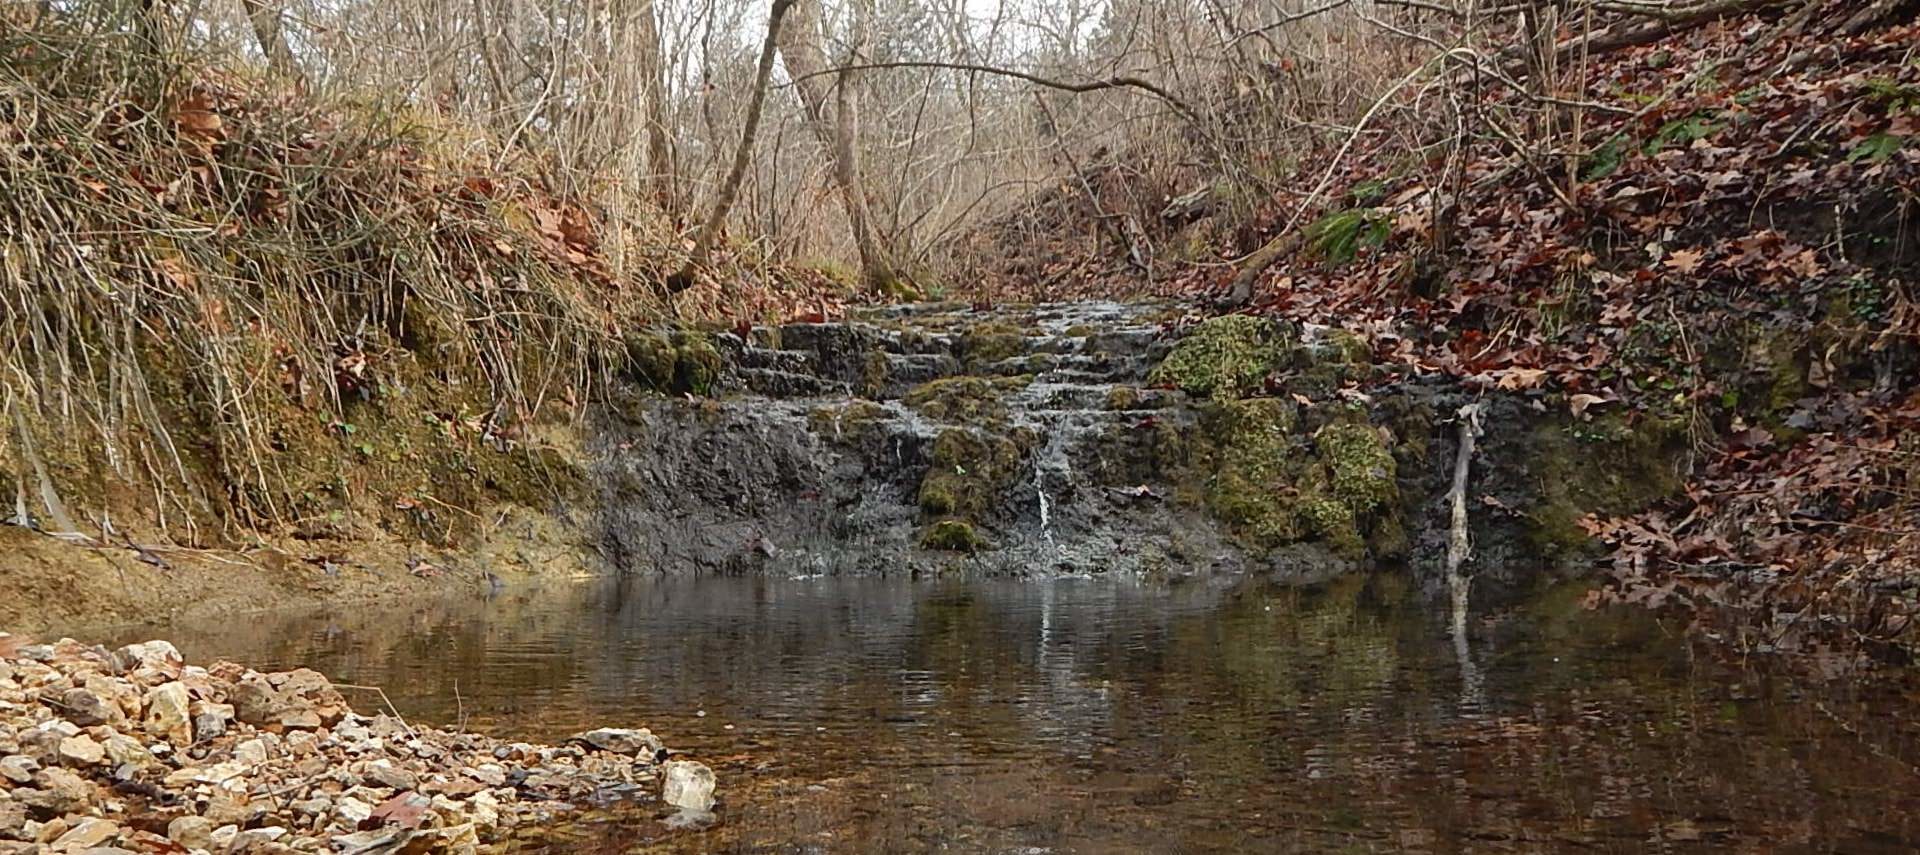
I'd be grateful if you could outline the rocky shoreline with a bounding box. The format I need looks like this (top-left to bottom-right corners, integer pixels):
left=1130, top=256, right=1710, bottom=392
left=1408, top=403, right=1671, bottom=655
left=0, top=633, right=712, bottom=853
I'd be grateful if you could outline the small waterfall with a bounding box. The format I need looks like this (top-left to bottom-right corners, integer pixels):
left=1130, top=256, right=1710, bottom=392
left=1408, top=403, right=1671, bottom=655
left=1034, top=453, right=1056, bottom=547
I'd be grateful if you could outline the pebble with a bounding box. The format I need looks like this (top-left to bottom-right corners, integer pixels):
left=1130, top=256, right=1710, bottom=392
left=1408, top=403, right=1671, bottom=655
left=0, top=633, right=712, bottom=853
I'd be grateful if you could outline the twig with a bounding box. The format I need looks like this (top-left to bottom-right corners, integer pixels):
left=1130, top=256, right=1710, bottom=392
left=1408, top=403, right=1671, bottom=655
left=333, top=683, right=418, bottom=737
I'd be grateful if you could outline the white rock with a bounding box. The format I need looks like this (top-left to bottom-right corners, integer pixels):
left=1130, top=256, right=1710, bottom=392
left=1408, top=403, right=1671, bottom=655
left=233, top=738, right=270, bottom=765
left=166, top=815, right=213, bottom=850
left=57, top=733, right=105, bottom=766
left=0, top=755, right=36, bottom=784
left=335, top=795, right=373, bottom=825
left=142, top=682, right=193, bottom=746
left=209, top=824, right=240, bottom=850
left=661, top=760, right=716, bottom=813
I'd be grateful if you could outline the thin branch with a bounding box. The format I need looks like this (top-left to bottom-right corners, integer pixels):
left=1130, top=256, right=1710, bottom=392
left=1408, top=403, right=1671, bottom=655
left=782, top=60, right=1202, bottom=126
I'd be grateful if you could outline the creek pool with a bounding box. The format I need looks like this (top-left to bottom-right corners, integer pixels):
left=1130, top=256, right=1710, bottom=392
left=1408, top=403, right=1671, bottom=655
left=113, top=573, right=1920, bottom=853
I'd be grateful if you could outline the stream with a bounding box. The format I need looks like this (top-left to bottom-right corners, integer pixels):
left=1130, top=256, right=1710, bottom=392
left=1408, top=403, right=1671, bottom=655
left=107, top=573, right=1920, bottom=853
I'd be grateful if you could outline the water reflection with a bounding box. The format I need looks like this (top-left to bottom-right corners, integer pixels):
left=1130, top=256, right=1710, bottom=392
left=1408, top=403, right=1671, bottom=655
left=108, top=573, right=1920, bottom=853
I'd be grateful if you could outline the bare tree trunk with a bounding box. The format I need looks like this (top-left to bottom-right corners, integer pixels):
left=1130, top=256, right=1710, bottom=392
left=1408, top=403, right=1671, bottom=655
left=241, top=0, right=303, bottom=83
left=635, top=0, right=679, bottom=219
left=777, top=0, right=897, bottom=293
left=664, top=0, right=794, bottom=294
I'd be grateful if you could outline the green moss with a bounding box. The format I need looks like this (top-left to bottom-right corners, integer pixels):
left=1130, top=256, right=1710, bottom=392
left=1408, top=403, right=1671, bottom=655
left=676, top=335, right=722, bottom=395
left=622, top=330, right=722, bottom=396
left=875, top=275, right=924, bottom=302
left=1062, top=324, right=1096, bottom=338
left=1322, top=329, right=1371, bottom=364
left=1301, top=498, right=1364, bottom=559
left=1526, top=412, right=1687, bottom=557
left=1149, top=315, right=1292, bottom=399
left=624, top=332, right=678, bottom=390
left=1200, top=398, right=1308, bottom=546
left=961, top=321, right=1028, bottom=365
left=1316, top=422, right=1397, bottom=513
left=1105, top=386, right=1142, bottom=410
left=921, top=519, right=988, bottom=552
left=808, top=400, right=890, bottom=440
left=860, top=351, right=890, bottom=398
left=1185, top=398, right=1400, bottom=559
left=917, top=428, right=1021, bottom=518
left=902, top=375, right=1030, bottom=422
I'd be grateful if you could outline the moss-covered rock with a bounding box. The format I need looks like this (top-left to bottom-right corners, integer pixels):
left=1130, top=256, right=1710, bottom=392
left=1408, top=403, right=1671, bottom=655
left=1185, top=397, right=1400, bottom=560
left=622, top=330, right=723, bottom=396
left=1149, top=315, right=1292, bottom=399
left=902, top=375, right=1030, bottom=422
left=859, top=351, right=891, bottom=398
left=1525, top=412, right=1687, bottom=558
left=960, top=321, right=1028, bottom=366
left=917, top=429, right=1021, bottom=518
left=1316, top=422, right=1397, bottom=513
left=624, top=332, right=678, bottom=390
left=921, top=519, right=988, bottom=552
left=676, top=335, right=723, bottom=395
left=808, top=400, right=891, bottom=440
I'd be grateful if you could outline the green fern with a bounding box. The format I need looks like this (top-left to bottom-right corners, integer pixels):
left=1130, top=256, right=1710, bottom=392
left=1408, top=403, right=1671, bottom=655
left=1306, top=209, right=1390, bottom=265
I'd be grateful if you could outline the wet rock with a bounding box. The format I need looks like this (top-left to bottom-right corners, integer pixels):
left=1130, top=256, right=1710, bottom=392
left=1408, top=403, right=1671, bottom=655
left=230, top=669, right=345, bottom=731
left=570, top=728, right=663, bottom=757
left=661, top=760, right=716, bottom=812
left=141, top=682, right=192, bottom=746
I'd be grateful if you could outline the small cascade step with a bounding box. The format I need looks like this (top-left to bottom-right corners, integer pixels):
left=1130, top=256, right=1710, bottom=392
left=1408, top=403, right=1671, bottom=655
left=735, top=346, right=815, bottom=373
left=726, top=367, right=852, bottom=398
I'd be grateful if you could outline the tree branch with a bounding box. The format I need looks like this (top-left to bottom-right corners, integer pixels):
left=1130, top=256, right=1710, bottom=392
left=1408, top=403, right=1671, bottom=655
left=783, top=60, right=1202, bottom=126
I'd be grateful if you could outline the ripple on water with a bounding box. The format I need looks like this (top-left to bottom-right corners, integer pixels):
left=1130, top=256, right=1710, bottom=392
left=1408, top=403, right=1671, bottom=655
left=110, top=573, right=1920, bottom=854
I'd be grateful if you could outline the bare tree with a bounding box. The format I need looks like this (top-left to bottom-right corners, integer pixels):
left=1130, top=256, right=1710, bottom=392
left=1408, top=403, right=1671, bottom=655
left=778, top=0, right=897, bottom=292
left=665, top=0, right=797, bottom=294
left=240, top=0, right=302, bottom=82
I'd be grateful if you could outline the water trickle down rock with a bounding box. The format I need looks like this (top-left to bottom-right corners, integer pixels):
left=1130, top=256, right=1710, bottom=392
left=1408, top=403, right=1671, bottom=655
left=593, top=301, right=1685, bottom=592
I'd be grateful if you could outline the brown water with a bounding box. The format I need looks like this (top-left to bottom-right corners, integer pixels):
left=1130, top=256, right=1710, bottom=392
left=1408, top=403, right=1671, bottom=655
left=111, top=573, right=1920, bottom=853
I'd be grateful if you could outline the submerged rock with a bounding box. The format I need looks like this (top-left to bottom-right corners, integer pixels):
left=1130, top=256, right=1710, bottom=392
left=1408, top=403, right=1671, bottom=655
left=661, top=760, right=716, bottom=812
left=572, top=727, right=664, bottom=757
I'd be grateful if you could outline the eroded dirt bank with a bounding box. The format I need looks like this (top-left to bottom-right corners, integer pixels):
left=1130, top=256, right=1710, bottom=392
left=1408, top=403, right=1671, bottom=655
left=0, top=505, right=593, bottom=637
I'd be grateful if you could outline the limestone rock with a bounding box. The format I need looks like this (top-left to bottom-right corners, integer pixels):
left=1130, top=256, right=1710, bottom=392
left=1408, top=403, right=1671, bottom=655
left=230, top=669, right=345, bottom=731
left=165, top=815, right=213, bottom=851
left=50, top=817, right=120, bottom=850
left=571, top=728, right=664, bottom=757
left=0, top=801, right=26, bottom=839
left=57, top=687, right=115, bottom=727
left=141, top=682, right=193, bottom=746
left=98, top=732, right=153, bottom=769
left=107, top=642, right=183, bottom=685
left=661, top=760, right=716, bottom=813
left=0, top=756, right=36, bottom=785
left=57, top=734, right=105, bottom=767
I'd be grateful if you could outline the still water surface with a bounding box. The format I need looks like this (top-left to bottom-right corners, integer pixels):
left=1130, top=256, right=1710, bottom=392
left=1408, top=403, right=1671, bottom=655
left=116, top=573, right=1920, bottom=853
